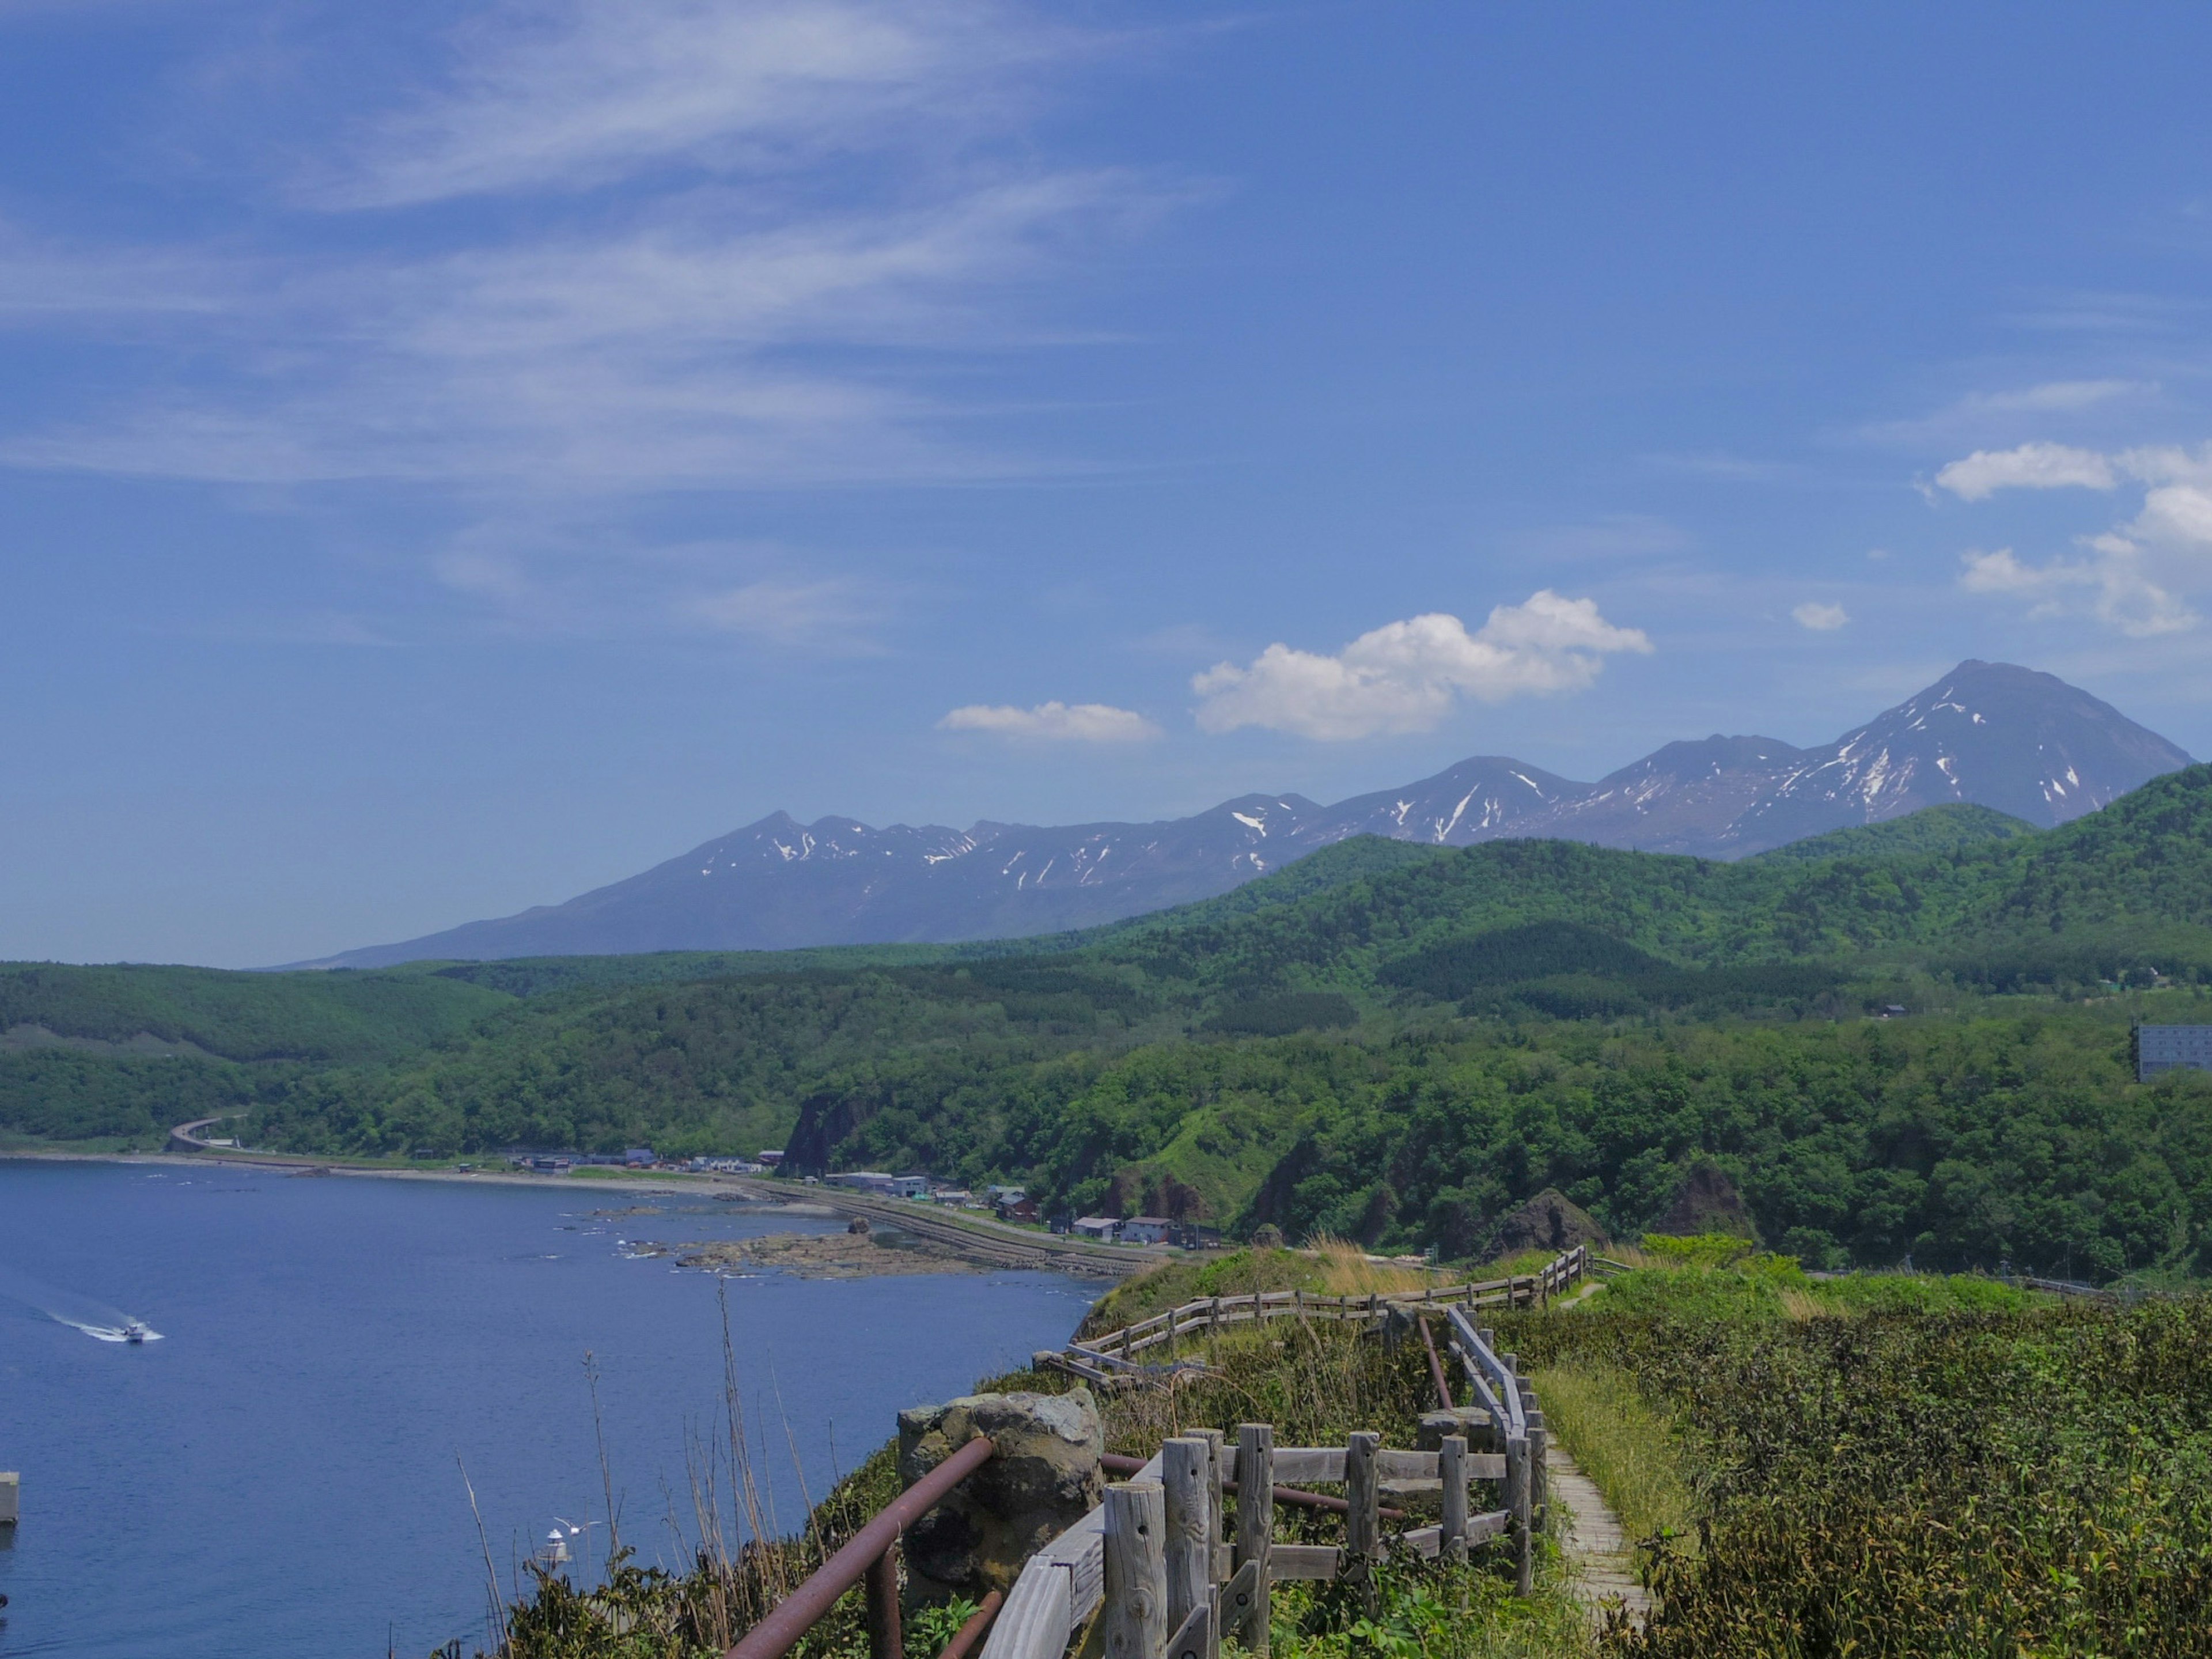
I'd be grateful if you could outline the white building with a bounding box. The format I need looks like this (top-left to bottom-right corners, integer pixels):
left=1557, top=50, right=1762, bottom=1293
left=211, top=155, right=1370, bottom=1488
left=1071, top=1217, right=1121, bottom=1241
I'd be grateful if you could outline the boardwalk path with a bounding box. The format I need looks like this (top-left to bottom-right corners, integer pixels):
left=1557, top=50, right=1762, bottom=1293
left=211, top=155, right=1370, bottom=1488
left=1547, top=1446, right=1650, bottom=1628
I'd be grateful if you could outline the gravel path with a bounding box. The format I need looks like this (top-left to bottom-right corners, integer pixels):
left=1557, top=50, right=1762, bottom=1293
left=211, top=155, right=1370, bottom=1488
left=1548, top=1445, right=1650, bottom=1628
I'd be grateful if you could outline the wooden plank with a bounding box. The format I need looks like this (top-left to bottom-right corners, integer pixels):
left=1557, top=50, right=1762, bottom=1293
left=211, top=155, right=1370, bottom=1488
left=1104, top=1482, right=1168, bottom=1659
left=1269, top=1545, right=1341, bottom=1582
left=979, top=1547, right=1073, bottom=1659
left=1218, top=1560, right=1261, bottom=1659
left=1467, top=1509, right=1509, bottom=1544
left=1270, top=1448, right=1345, bottom=1484
left=1374, top=1450, right=1438, bottom=1480
left=1397, top=1525, right=1442, bottom=1561
left=1162, top=1597, right=1211, bottom=1659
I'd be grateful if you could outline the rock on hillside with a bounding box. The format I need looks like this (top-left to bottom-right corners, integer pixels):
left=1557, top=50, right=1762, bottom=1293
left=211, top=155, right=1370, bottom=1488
left=1482, top=1188, right=1610, bottom=1261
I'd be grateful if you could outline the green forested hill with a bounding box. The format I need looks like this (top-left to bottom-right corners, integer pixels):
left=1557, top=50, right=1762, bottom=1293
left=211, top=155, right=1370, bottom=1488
left=1743, top=801, right=2037, bottom=863
left=10, top=769, right=2212, bottom=1281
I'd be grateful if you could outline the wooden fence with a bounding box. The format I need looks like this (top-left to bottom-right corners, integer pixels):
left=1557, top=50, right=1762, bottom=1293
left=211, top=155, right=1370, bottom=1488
left=720, top=1247, right=1580, bottom=1659
left=986, top=1309, right=1552, bottom=1659
left=1046, top=1245, right=1592, bottom=1386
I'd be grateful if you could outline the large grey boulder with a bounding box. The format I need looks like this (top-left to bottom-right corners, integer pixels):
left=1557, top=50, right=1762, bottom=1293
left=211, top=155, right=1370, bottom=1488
left=896, top=1388, right=1105, bottom=1600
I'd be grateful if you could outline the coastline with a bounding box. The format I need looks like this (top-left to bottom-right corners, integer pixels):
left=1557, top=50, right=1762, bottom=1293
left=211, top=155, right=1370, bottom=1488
left=4, top=1142, right=1156, bottom=1278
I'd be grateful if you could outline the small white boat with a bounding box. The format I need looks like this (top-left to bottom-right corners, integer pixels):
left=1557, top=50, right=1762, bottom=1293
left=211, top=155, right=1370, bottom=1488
left=122, top=1321, right=149, bottom=1344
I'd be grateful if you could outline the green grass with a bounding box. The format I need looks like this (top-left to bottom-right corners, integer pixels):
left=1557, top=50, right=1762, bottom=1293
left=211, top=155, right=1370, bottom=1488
left=1257, top=1550, right=1595, bottom=1659
left=1527, top=1362, right=1692, bottom=1549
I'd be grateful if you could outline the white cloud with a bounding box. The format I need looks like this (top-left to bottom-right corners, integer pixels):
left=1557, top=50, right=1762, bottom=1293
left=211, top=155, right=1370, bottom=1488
left=1189, top=591, right=1652, bottom=741
left=1941, top=438, right=2212, bottom=636
left=938, top=700, right=1158, bottom=741
left=1934, top=442, right=2117, bottom=501
left=1791, top=601, right=1849, bottom=631
left=1958, top=546, right=2195, bottom=637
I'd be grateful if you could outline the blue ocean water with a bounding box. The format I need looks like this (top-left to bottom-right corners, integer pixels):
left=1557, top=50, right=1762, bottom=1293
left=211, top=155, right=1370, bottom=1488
left=0, top=1160, right=1096, bottom=1658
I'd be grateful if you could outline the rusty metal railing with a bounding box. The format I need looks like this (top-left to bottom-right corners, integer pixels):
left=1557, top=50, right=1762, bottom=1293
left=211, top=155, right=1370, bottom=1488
left=724, top=1434, right=997, bottom=1659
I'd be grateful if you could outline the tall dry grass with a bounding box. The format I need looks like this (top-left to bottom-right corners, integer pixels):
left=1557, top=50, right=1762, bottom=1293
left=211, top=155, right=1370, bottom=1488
left=1308, top=1234, right=1438, bottom=1298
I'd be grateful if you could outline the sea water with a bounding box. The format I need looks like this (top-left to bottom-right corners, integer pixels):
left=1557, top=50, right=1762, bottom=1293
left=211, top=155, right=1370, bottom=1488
left=0, top=1159, right=1096, bottom=1658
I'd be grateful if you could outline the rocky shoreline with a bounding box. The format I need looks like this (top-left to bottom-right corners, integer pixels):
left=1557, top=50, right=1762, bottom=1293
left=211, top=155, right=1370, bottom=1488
left=626, top=1229, right=983, bottom=1279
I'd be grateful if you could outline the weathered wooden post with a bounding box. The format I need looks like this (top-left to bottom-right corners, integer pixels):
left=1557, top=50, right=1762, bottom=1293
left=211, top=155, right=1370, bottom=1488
left=1162, top=1440, right=1213, bottom=1631
left=1104, top=1481, right=1168, bottom=1659
left=1346, top=1430, right=1381, bottom=1614
left=1526, top=1406, right=1548, bottom=1521
left=1440, top=1434, right=1468, bottom=1563
left=1233, top=1425, right=1274, bottom=1654
left=1504, top=1431, right=1532, bottom=1596
left=865, top=1538, right=903, bottom=1659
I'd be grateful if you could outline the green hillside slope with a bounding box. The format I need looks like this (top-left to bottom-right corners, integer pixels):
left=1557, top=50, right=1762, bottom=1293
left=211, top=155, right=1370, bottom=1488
left=10, top=774, right=2212, bottom=1281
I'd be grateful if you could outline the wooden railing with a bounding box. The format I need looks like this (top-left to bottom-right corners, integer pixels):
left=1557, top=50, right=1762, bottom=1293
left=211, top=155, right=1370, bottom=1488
left=986, top=1321, right=1551, bottom=1659
left=719, top=1252, right=1575, bottom=1659
left=1047, top=1246, right=1591, bottom=1385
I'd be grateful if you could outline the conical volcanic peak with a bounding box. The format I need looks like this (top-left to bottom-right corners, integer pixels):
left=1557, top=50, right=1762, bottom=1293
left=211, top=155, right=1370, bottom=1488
left=304, top=662, right=2192, bottom=965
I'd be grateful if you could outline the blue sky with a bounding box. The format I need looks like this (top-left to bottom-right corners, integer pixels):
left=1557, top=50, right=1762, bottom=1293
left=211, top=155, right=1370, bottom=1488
left=8, top=2, right=2212, bottom=967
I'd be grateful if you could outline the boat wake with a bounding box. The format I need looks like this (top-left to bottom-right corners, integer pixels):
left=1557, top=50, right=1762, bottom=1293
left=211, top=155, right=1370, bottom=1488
left=0, top=1264, right=161, bottom=1343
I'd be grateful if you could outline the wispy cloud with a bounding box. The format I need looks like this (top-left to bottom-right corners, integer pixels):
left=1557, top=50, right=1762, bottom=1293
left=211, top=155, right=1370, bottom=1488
left=1959, top=544, right=2195, bottom=637
left=687, top=577, right=888, bottom=652
left=1791, top=601, right=1849, bottom=631
left=0, top=2, right=1153, bottom=496
left=939, top=700, right=1158, bottom=741
left=1863, top=378, right=2156, bottom=448
left=317, top=1, right=1075, bottom=208
left=1190, top=591, right=1652, bottom=741
left=1515, top=513, right=1690, bottom=561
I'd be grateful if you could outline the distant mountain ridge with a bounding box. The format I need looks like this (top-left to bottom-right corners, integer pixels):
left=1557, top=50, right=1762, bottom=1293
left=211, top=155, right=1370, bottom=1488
left=305, top=660, right=2193, bottom=967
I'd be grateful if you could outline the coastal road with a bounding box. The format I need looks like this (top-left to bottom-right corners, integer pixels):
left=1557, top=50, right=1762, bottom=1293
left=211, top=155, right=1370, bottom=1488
left=162, top=1118, right=1160, bottom=1279
left=713, top=1177, right=1159, bottom=1279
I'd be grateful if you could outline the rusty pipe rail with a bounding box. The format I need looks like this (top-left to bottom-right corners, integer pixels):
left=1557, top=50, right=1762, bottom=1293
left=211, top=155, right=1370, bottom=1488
left=1416, top=1314, right=1454, bottom=1412
left=1099, top=1452, right=1408, bottom=1523
left=937, top=1588, right=1004, bottom=1659
left=725, top=1434, right=997, bottom=1659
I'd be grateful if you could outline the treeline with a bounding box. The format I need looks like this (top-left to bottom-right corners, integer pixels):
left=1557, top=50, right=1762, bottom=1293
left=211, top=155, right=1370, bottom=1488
left=10, top=771, right=2212, bottom=1282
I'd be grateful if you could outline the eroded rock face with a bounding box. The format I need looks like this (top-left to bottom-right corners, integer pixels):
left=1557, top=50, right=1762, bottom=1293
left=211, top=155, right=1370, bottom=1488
left=1654, top=1162, right=1755, bottom=1240
left=896, top=1388, right=1104, bottom=1600
left=1482, top=1188, right=1608, bottom=1260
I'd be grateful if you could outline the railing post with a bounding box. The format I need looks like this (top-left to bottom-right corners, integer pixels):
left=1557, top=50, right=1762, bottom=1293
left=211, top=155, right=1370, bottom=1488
left=1346, top=1431, right=1380, bottom=1614
left=1233, top=1425, right=1274, bottom=1655
left=865, top=1537, right=902, bottom=1659
left=1527, top=1407, right=1547, bottom=1524
left=1163, top=1438, right=1212, bottom=1639
left=1505, top=1431, right=1532, bottom=1596
left=1440, top=1434, right=1467, bottom=1563
left=1105, top=1481, right=1168, bottom=1659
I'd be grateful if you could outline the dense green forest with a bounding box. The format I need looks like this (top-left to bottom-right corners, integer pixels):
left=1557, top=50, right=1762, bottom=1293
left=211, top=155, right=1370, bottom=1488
left=10, top=766, right=2212, bottom=1282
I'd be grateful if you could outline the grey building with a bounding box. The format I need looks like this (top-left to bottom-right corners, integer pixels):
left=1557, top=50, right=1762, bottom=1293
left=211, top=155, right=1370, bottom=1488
left=2137, top=1025, right=2212, bottom=1081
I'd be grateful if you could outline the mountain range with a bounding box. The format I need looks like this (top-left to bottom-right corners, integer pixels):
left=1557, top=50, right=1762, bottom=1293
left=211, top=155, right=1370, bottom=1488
left=308, top=660, right=2193, bottom=968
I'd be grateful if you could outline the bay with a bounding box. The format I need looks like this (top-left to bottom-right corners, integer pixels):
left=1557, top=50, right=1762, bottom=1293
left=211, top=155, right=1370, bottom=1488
left=0, top=1159, right=1095, bottom=1659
